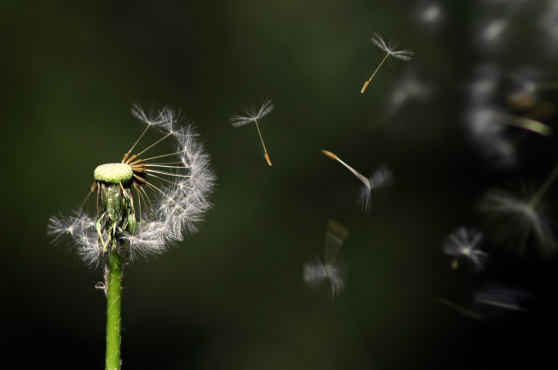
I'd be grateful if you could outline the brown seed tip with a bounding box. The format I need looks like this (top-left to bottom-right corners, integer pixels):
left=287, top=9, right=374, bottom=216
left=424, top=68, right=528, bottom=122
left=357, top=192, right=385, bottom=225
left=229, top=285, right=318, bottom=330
left=126, top=154, right=139, bottom=164
left=265, top=152, right=272, bottom=166
left=361, top=81, right=370, bottom=93
left=321, top=150, right=338, bottom=160
left=451, top=260, right=459, bottom=270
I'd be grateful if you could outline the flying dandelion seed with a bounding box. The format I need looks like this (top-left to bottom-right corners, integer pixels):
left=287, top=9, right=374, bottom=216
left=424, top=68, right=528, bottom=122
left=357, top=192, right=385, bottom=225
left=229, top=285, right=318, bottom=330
left=482, top=19, right=507, bottom=44
left=357, top=165, right=394, bottom=214
left=419, top=3, right=442, bottom=25
left=384, top=71, right=432, bottom=120
left=48, top=104, right=216, bottom=265
left=361, top=33, right=414, bottom=93
left=437, top=298, right=484, bottom=320
left=440, top=282, right=531, bottom=321
left=465, top=64, right=517, bottom=169
left=303, top=220, right=349, bottom=299
left=479, top=161, right=558, bottom=258
left=322, top=150, right=371, bottom=187
left=473, top=281, right=529, bottom=311
left=322, top=150, right=393, bottom=212
left=442, top=227, right=489, bottom=273
left=479, top=185, right=558, bottom=258
left=230, top=98, right=274, bottom=166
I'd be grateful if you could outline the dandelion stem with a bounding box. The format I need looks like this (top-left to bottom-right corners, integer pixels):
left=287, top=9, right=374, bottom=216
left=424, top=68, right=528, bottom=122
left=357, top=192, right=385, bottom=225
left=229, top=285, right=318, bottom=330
left=528, top=162, right=558, bottom=209
left=105, top=252, right=123, bottom=370
left=361, top=52, right=391, bottom=93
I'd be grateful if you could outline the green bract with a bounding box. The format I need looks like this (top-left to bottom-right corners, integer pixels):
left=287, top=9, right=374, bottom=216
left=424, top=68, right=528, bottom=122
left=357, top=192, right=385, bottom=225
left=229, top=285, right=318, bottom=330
left=96, top=182, right=137, bottom=255
left=93, top=163, right=137, bottom=256
left=94, top=163, right=133, bottom=184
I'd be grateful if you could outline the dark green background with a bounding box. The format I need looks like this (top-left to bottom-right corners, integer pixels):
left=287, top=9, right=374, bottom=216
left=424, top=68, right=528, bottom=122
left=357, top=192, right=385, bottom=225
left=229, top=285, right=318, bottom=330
left=3, top=1, right=558, bottom=369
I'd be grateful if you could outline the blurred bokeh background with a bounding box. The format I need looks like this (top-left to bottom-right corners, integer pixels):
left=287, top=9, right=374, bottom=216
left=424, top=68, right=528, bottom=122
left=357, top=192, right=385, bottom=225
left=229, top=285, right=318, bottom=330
left=3, top=0, right=558, bottom=369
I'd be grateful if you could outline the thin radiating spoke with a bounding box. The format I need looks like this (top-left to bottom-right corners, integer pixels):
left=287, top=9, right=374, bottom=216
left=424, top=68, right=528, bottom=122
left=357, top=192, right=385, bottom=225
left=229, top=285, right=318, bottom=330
left=136, top=132, right=173, bottom=156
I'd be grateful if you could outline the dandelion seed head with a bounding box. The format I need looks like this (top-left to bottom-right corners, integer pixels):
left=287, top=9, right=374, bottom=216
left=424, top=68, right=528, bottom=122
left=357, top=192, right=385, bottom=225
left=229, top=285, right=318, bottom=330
left=48, top=104, right=216, bottom=266
left=442, top=227, right=488, bottom=273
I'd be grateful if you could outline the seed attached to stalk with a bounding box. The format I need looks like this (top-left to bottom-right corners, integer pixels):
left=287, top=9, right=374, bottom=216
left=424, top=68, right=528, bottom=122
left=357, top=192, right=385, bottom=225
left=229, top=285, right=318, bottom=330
left=361, top=33, right=414, bottom=93
left=230, top=98, right=274, bottom=166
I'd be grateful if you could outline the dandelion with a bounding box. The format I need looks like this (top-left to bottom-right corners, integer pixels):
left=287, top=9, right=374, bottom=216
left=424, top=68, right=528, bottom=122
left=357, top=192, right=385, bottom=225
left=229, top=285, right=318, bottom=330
left=479, top=165, right=558, bottom=257
left=322, top=150, right=393, bottom=212
left=47, top=104, right=216, bottom=370
left=304, top=219, right=349, bottom=299
left=361, top=33, right=414, bottom=93
left=442, top=227, right=488, bottom=273
left=230, top=98, right=274, bottom=166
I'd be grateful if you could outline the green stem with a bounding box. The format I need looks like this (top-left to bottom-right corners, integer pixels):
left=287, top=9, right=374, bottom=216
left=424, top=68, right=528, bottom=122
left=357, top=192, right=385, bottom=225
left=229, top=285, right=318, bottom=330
left=105, top=253, right=123, bottom=370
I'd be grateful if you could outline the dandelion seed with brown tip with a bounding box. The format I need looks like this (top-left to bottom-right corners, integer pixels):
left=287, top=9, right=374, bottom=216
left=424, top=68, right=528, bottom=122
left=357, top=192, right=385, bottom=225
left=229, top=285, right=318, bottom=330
left=361, top=33, right=414, bottom=93
left=230, top=98, right=274, bottom=166
left=322, top=150, right=393, bottom=213
left=442, top=227, right=488, bottom=273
